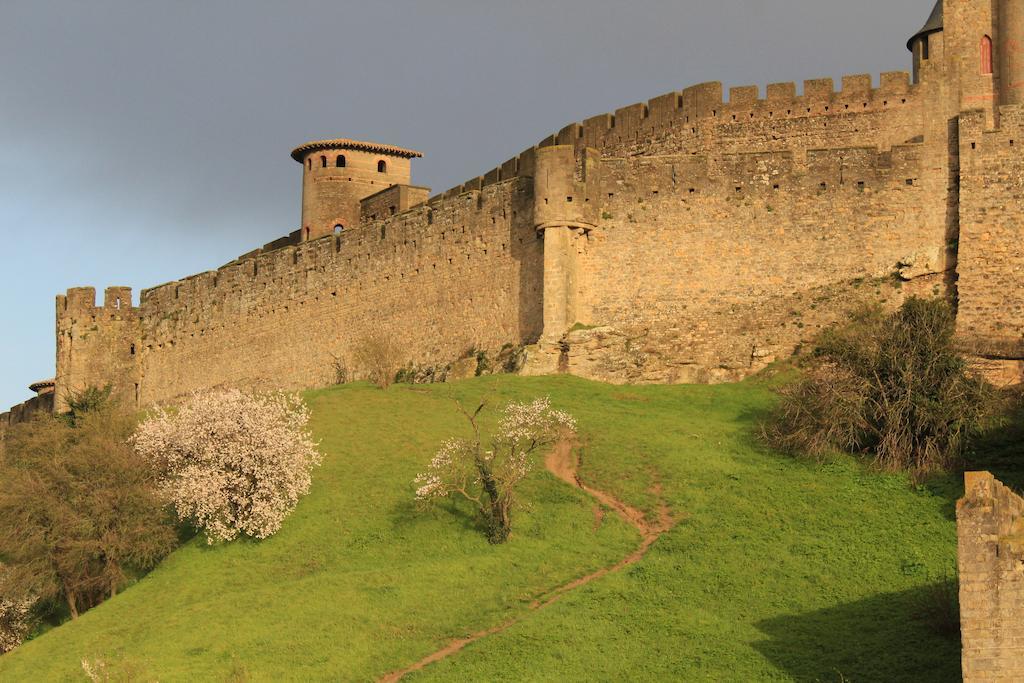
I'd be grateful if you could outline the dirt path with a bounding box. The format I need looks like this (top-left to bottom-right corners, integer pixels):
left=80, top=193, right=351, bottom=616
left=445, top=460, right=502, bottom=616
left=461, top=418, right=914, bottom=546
left=378, top=441, right=675, bottom=682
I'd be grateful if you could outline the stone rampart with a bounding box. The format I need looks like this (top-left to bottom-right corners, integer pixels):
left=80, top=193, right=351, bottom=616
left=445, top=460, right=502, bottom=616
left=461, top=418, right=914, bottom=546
left=45, top=68, right=968, bottom=404
left=129, top=176, right=542, bottom=404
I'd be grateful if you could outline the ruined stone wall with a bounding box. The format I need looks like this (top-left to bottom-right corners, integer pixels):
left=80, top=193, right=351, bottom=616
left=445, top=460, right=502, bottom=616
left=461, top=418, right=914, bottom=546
left=958, top=471, right=1024, bottom=682
left=956, top=105, right=1024, bottom=360
left=131, top=177, right=541, bottom=404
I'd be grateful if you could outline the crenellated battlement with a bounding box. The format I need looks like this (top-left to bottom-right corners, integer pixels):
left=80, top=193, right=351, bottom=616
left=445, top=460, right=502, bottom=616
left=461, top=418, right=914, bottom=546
left=57, top=286, right=138, bottom=319
left=422, top=72, right=923, bottom=206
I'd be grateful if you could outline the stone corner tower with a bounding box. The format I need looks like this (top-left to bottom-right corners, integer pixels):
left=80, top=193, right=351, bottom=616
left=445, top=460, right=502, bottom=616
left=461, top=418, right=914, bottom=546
left=291, top=139, right=422, bottom=241
left=909, top=0, right=1024, bottom=124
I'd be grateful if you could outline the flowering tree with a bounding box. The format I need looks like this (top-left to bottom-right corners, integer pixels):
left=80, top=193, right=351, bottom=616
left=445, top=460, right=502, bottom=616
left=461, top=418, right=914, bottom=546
left=415, top=397, right=576, bottom=544
left=133, top=389, right=321, bottom=544
left=0, top=566, right=35, bottom=654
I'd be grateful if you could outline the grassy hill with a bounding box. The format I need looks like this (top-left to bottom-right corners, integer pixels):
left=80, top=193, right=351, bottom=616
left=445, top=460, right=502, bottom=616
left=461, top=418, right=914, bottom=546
left=0, top=376, right=965, bottom=681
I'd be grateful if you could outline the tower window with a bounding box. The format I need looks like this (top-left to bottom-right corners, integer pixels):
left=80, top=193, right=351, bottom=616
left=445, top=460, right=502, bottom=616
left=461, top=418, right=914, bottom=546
left=305, top=226, right=311, bottom=240
left=981, top=35, right=993, bottom=75
left=320, top=155, right=328, bottom=168
left=307, top=158, right=312, bottom=170
left=130, top=343, right=136, bottom=356
left=378, top=160, right=387, bottom=173
left=921, top=35, right=930, bottom=61
left=336, top=155, right=346, bottom=167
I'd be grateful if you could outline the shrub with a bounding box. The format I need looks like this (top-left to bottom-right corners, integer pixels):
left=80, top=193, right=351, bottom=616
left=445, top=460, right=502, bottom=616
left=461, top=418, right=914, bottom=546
left=0, top=407, right=176, bottom=620
left=62, top=384, right=112, bottom=426
left=763, top=298, right=995, bottom=476
left=133, top=389, right=321, bottom=544
left=353, top=333, right=401, bottom=390
left=0, top=567, right=34, bottom=654
left=414, top=397, right=576, bottom=543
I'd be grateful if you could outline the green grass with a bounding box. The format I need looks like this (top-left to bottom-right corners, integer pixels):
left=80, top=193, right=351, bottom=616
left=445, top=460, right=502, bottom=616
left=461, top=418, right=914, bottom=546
left=0, top=376, right=969, bottom=681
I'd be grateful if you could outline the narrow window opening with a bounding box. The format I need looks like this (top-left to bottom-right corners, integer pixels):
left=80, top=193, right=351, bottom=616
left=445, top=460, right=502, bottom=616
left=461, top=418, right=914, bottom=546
left=922, top=35, right=930, bottom=61
left=380, top=226, right=386, bottom=240
left=377, top=160, right=387, bottom=173
left=336, top=155, right=346, bottom=167
left=320, top=155, right=327, bottom=168
left=115, top=297, right=122, bottom=310
left=906, top=178, right=915, bottom=186
left=981, top=35, right=994, bottom=75
left=389, top=205, right=396, bottom=215
left=566, top=196, right=573, bottom=203
left=305, top=226, right=311, bottom=240
left=334, top=224, right=343, bottom=235
left=307, top=158, right=311, bottom=170
left=130, top=343, right=136, bottom=356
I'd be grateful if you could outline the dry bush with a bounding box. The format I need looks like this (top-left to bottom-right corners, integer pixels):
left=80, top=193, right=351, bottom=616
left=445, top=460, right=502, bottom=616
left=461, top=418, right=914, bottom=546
left=133, top=389, right=321, bottom=544
left=414, top=397, right=576, bottom=544
left=763, top=298, right=996, bottom=477
left=353, top=333, right=402, bottom=390
left=0, top=406, right=176, bottom=620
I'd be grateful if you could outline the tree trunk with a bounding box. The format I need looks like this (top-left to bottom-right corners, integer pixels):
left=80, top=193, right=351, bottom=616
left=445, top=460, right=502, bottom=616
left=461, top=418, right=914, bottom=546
left=66, top=588, right=79, bottom=620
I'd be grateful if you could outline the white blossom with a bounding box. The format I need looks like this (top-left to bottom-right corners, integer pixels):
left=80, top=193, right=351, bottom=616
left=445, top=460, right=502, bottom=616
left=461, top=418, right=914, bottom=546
left=133, top=389, right=321, bottom=544
left=413, top=396, right=577, bottom=542
left=0, top=567, right=34, bottom=654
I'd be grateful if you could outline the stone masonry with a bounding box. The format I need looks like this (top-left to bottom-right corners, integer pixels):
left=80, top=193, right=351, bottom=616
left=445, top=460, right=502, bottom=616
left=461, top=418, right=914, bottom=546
left=0, top=0, right=1021, bottom=422
left=958, top=472, right=1024, bottom=681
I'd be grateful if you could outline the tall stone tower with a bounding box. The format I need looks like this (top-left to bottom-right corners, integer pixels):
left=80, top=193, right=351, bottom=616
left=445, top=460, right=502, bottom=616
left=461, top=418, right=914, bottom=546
left=291, top=139, right=422, bottom=241
left=910, top=0, right=1024, bottom=124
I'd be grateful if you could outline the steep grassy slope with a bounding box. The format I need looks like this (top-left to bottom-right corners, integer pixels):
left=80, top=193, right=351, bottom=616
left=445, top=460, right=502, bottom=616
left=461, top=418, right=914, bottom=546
left=0, top=377, right=964, bottom=681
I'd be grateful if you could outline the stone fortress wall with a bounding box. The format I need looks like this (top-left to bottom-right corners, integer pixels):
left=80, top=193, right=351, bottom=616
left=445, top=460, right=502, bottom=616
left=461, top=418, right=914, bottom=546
left=1, top=0, right=1021, bottom=421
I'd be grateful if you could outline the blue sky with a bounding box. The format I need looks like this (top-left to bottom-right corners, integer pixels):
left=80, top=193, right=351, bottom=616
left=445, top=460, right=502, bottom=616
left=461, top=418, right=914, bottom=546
left=0, top=0, right=930, bottom=409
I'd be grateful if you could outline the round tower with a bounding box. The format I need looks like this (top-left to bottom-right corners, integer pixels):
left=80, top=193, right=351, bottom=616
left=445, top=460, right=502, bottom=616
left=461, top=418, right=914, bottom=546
left=291, top=139, right=422, bottom=241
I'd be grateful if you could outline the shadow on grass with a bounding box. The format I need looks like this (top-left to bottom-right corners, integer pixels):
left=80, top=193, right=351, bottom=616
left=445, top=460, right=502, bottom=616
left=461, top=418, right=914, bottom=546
left=388, top=497, right=485, bottom=537
left=753, top=584, right=961, bottom=683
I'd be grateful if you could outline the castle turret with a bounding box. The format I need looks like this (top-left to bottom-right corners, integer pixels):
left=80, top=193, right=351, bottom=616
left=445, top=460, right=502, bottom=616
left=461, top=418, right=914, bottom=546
left=532, top=145, right=601, bottom=340
left=54, top=286, right=140, bottom=413
left=291, top=139, right=422, bottom=241
left=911, top=0, right=1024, bottom=123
